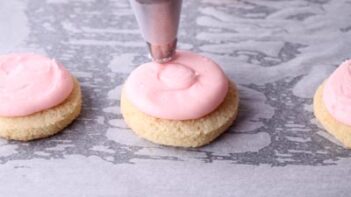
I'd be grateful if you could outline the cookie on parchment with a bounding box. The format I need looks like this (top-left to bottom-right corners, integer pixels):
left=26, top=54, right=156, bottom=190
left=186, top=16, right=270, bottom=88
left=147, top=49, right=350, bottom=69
left=0, top=77, right=82, bottom=141
left=121, top=81, right=239, bottom=148
left=313, top=60, right=351, bottom=148
left=0, top=53, right=81, bottom=141
left=314, top=83, right=351, bottom=148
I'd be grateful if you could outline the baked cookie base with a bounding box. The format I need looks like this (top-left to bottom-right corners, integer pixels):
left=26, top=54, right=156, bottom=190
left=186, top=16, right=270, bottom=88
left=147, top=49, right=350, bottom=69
left=314, top=83, right=351, bottom=148
left=121, top=81, right=239, bottom=148
left=0, top=77, right=82, bottom=141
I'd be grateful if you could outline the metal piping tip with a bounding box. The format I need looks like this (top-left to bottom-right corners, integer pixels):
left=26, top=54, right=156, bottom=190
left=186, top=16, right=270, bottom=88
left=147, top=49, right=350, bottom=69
left=147, top=39, right=177, bottom=63
left=129, top=0, right=182, bottom=64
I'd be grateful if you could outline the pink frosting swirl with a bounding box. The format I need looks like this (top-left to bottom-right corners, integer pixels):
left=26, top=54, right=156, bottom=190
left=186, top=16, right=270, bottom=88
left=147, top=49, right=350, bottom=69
left=124, top=50, right=229, bottom=120
left=0, top=53, right=73, bottom=117
left=323, top=60, right=351, bottom=125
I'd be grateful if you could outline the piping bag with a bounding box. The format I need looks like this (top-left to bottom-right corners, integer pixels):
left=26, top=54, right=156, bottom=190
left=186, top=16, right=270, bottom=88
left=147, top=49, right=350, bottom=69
left=129, top=0, right=182, bottom=63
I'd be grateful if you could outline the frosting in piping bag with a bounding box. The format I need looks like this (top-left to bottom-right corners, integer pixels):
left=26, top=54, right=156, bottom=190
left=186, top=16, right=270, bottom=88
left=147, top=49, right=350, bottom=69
left=125, top=50, right=228, bottom=120
left=323, top=60, right=351, bottom=125
left=0, top=53, right=73, bottom=117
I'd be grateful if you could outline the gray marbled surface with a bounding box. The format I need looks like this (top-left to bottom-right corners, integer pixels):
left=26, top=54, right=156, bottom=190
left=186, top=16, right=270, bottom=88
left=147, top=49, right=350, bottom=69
left=1, top=0, right=351, bottom=196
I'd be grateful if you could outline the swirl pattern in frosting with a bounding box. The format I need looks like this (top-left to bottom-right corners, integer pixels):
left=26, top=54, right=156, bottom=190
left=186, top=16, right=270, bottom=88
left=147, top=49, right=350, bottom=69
left=124, top=50, right=229, bottom=120
left=323, top=60, right=351, bottom=125
left=0, top=53, right=73, bottom=117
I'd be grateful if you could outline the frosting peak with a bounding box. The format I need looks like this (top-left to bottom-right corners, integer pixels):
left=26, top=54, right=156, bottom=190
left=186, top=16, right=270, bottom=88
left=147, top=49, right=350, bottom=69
left=125, top=50, right=228, bottom=120
left=0, top=53, right=73, bottom=117
left=158, top=63, right=197, bottom=90
left=323, top=60, right=351, bottom=125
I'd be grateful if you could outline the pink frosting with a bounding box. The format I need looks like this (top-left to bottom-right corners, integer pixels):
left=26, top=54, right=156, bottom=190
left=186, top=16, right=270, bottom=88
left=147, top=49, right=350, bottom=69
left=323, top=60, right=351, bottom=125
left=0, top=53, right=73, bottom=117
left=125, top=50, right=228, bottom=120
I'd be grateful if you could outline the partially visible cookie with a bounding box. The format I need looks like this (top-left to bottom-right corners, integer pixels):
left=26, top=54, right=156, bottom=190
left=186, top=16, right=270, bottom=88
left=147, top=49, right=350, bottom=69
left=0, top=77, right=82, bottom=141
left=121, top=81, right=239, bottom=148
left=0, top=53, right=82, bottom=141
left=314, top=83, right=351, bottom=148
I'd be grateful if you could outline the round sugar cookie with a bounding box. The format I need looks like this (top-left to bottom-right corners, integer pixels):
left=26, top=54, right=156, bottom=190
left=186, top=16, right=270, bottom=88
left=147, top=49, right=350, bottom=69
left=121, top=81, right=239, bottom=148
left=314, top=83, right=351, bottom=148
left=0, top=77, right=82, bottom=141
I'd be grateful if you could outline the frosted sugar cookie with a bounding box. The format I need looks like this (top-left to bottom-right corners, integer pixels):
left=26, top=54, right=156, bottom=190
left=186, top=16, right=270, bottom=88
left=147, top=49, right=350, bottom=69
left=0, top=53, right=81, bottom=141
left=314, top=60, right=351, bottom=148
left=121, top=51, right=239, bottom=147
